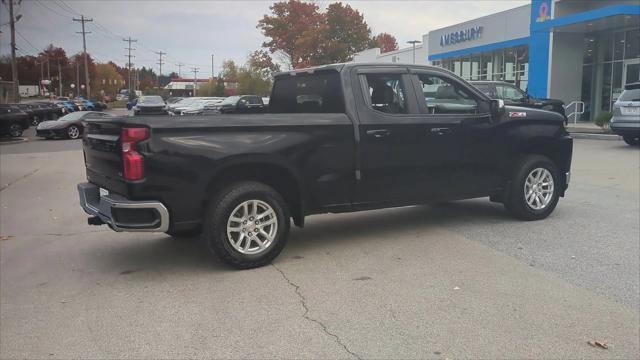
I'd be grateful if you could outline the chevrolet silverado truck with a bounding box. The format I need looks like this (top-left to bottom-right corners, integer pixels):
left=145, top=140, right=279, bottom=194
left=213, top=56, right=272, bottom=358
left=78, top=63, right=573, bottom=269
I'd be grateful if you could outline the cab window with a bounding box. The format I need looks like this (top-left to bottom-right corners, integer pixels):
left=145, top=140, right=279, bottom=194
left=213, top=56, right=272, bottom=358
left=362, top=73, right=408, bottom=114
left=416, top=73, right=478, bottom=114
left=496, top=84, right=526, bottom=102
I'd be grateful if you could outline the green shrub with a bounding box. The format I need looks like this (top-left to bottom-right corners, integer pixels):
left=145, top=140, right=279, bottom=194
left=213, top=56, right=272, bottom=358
left=594, top=112, right=612, bottom=128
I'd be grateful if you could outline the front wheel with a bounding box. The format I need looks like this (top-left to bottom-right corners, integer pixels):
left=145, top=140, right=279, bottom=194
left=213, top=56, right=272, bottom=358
left=67, top=125, right=81, bottom=139
left=504, top=155, right=560, bottom=221
left=203, top=181, right=290, bottom=269
left=623, top=136, right=640, bottom=146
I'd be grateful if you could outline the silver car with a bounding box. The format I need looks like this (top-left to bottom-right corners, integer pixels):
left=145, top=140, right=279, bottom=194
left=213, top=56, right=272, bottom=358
left=611, top=82, right=640, bottom=146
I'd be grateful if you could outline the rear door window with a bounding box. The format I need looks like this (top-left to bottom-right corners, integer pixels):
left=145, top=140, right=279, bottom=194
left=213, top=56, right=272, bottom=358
left=361, top=73, right=409, bottom=115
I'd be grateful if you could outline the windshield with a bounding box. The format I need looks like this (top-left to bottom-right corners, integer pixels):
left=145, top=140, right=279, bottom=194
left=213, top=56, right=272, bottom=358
left=619, top=89, right=640, bottom=102
left=138, top=96, right=164, bottom=104
left=221, top=96, right=240, bottom=105
left=58, top=112, right=86, bottom=121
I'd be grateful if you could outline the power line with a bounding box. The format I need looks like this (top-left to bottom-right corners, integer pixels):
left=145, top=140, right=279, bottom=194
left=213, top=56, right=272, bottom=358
left=34, top=0, right=71, bottom=19
left=15, top=30, right=41, bottom=54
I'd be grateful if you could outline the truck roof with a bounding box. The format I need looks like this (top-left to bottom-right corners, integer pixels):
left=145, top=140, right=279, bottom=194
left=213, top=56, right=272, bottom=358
left=274, top=62, right=447, bottom=78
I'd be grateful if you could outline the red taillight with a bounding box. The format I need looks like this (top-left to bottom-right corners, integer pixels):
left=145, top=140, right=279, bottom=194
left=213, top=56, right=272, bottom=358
left=121, top=127, right=149, bottom=181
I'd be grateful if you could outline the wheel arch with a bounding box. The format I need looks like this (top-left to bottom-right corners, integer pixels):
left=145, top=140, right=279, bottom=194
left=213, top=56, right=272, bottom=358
left=204, top=156, right=306, bottom=227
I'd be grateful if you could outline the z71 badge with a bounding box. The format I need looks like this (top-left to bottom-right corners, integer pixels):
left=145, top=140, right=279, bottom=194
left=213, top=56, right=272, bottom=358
left=509, top=112, right=527, bottom=118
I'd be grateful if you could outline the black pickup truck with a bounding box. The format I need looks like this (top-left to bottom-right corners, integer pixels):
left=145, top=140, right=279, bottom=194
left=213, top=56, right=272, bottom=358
left=78, top=63, right=573, bottom=269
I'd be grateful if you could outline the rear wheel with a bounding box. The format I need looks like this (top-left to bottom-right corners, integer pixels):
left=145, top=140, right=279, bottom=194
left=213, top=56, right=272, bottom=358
left=7, top=123, right=23, bottom=137
left=67, top=125, right=80, bottom=139
left=504, top=155, right=560, bottom=221
left=623, top=136, right=639, bottom=146
left=203, top=181, right=290, bottom=269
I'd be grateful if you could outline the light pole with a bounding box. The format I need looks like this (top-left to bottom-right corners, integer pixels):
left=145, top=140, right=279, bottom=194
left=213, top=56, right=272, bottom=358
left=407, top=40, right=421, bottom=64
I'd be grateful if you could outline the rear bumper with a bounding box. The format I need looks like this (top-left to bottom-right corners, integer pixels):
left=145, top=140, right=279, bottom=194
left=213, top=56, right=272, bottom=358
left=77, top=182, right=169, bottom=232
left=610, top=121, right=640, bottom=137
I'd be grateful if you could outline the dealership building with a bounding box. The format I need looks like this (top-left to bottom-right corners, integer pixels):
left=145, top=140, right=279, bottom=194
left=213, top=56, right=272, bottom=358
left=354, top=0, right=639, bottom=121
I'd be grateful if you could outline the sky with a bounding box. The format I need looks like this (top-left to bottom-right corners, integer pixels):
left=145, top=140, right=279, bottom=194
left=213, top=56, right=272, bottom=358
left=0, top=0, right=528, bottom=77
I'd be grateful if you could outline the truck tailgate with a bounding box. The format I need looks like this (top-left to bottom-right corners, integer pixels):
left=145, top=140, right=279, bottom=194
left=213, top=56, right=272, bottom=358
left=82, top=119, right=128, bottom=195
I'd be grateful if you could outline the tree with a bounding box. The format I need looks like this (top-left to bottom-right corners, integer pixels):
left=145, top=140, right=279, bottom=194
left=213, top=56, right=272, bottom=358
left=372, top=33, right=399, bottom=53
left=258, top=0, right=326, bottom=69
left=220, top=59, right=239, bottom=82
left=39, top=45, right=70, bottom=96
left=320, top=2, right=372, bottom=63
left=215, top=77, right=225, bottom=96
left=247, top=50, right=280, bottom=79
left=93, top=63, right=124, bottom=97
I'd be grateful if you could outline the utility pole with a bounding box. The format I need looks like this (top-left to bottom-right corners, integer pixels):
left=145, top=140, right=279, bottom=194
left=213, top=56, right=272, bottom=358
left=57, top=59, right=62, bottom=96
left=407, top=40, right=421, bottom=64
left=39, top=58, right=44, bottom=95
left=8, top=0, right=19, bottom=102
left=46, top=55, right=50, bottom=79
left=211, top=54, right=214, bottom=80
left=73, top=15, right=93, bottom=98
left=155, top=51, right=166, bottom=91
left=176, top=63, right=184, bottom=78
left=123, top=37, right=137, bottom=99
left=192, top=67, right=199, bottom=97
left=76, top=55, right=80, bottom=97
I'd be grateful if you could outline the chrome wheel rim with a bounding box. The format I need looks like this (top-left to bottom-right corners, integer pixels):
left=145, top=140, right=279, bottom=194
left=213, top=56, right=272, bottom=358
left=226, top=200, right=278, bottom=255
left=524, top=168, right=554, bottom=210
left=68, top=126, right=80, bottom=139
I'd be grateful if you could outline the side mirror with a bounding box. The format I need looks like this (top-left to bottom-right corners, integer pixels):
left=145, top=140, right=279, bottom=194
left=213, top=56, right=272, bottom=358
left=490, top=99, right=505, bottom=116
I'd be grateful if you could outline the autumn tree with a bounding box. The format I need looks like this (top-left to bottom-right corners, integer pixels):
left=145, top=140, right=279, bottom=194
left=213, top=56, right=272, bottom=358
left=93, top=63, right=124, bottom=97
left=320, top=2, right=372, bottom=63
left=372, top=33, right=399, bottom=53
left=220, top=59, right=239, bottom=82
left=258, top=0, right=326, bottom=69
left=236, top=50, right=280, bottom=96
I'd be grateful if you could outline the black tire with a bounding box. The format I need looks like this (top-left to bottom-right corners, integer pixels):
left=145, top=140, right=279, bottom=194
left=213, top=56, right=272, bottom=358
left=504, top=154, right=561, bottom=221
left=67, top=125, right=80, bottom=139
left=203, top=181, right=290, bottom=269
left=8, top=123, right=23, bottom=137
left=623, top=136, right=640, bottom=146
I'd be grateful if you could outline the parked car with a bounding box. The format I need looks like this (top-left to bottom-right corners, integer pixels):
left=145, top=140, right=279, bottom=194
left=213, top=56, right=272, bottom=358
left=610, top=82, right=640, bottom=146
left=33, top=102, right=65, bottom=120
left=56, top=96, right=71, bottom=102
left=77, top=63, right=573, bottom=269
left=12, top=104, right=39, bottom=125
left=133, top=95, right=168, bottom=115
left=471, top=81, right=567, bottom=120
left=219, top=95, right=266, bottom=114
left=0, top=105, right=30, bottom=137
left=126, top=98, right=137, bottom=110
left=36, top=111, right=113, bottom=139
left=90, top=100, right=108, bottom=111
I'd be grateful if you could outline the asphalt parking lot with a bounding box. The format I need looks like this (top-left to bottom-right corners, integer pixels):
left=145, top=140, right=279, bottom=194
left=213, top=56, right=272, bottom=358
left=1, top=135, right=638, bottom=358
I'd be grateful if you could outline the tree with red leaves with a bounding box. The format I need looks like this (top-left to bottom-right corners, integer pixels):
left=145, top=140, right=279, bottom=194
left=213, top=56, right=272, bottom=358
left=372, top=33, right=399, bottom=53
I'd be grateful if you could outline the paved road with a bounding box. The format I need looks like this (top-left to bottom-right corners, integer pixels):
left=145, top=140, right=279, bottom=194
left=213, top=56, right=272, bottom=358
left=1, top=138, right=638, bottom=358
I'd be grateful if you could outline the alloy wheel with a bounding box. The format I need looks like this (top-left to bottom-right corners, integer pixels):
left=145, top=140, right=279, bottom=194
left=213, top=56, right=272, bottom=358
left=226, top=200, right=278, bottom=255
left=524, top=168, right=554, bottom=210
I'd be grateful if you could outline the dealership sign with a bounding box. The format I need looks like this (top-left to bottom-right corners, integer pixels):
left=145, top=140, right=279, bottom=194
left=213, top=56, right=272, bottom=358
left=440, top=26, right=483, bottom=47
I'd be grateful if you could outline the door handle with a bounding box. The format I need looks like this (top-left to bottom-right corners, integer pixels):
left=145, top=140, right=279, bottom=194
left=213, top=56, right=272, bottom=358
left=366, top=129, right=391, bottom=138
left=430, top=127, right=452, bottom=135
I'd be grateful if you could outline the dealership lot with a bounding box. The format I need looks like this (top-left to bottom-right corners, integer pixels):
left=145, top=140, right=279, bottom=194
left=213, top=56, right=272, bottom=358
left=0, top=137, right=638, bottom=358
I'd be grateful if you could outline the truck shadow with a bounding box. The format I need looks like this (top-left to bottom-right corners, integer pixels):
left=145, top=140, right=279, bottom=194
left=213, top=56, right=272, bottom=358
left=89, top=199, right=510, bottom=273
left=286, top=199, right=510, bottom=253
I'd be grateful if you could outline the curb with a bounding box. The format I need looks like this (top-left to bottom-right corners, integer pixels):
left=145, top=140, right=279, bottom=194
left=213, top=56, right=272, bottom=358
left=0, top=137, right=28, bottom=145
left=569, top=133, right=621, bottom=141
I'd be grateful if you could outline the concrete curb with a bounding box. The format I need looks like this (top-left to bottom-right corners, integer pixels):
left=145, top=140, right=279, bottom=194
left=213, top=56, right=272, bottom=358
left=0, top=137, right=28, bottom=145
left=569, top=133, right=621, bottom=141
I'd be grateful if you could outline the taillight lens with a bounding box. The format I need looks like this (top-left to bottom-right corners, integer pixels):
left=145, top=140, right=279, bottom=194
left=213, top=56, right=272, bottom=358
left=121, top=127, right=149, bottom=181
